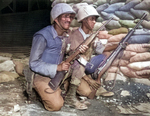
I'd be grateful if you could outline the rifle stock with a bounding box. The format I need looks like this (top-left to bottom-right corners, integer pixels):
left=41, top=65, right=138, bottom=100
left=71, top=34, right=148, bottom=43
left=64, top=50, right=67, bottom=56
left=49, top=18, right=113, bottom=90
left=88, top=13, right=147, bottom=99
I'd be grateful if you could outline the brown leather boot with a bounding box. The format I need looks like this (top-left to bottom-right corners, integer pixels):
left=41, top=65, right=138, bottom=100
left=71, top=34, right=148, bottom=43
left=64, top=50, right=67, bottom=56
left=65, top=84, right=88, bottom=110
left=96, top=86, right=114, bottom=97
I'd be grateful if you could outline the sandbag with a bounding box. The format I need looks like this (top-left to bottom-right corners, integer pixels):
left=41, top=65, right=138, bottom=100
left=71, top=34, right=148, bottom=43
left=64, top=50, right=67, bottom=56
left=119, top=20, right=137, bottom=28
left=133, top=28, right=150, bottom=35
left=130, top=8, right=150, bottom=21
left=128, top=35, right=150, bottom=44
left=51, top=0, right=66, bottom=7
left=66, top=0, right=82, bottom=3
left=70, top=19, right=81, bottom=27
left=118, top=0, right=141, bottom=11
left=115, top=11, right=135, bottom=20
left=103, top=2, right=125, bottom=13
left=93, top=0, right=108, bottom=6
left=108, top=27, right=128, bottom=35
left=108, top=34, right=126, bottom=42
left=104, top=42, right=119, bottom=51
left=130, top=52, right=150, bottom=62
left=96, top=16, right=104, bottom=22
left=128, top=61, right=150, bottom=71
left=100, top=12, right=120, bottom=20
left=120, top=66, right=141, bottom=78
left=98, top=31, right=112, bottom=39
left=112, top=59, right=129, bottom=66
left=136, top=70, right=150, bottom=78
left=81, top=0, right=93, bottom=4
left=96, top=3, right=109, bottom=13
left=105, top=20, right=121, bottom=30
left=125, top=44, right=150, bottom=53
left=134, top=0, right=150, bottom=10
left=122, top=50, right=137, bottom=60
left=72, top=3, right=88, bottom=13
left=107, top=66, right=119, bottom=73
left=110, top=0, right=126, bottom=4
left=93, top=22, right=103, bottom=31
left=140, top=20, right=150, bottom=29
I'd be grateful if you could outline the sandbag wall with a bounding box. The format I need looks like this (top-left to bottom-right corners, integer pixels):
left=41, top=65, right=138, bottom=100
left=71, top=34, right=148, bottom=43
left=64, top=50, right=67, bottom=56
left=51, top=0, right=150, bottom=79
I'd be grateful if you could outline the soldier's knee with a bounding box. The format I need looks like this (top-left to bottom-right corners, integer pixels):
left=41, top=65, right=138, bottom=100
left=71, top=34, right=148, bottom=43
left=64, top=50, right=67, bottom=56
left=44, top=99, right=64, bottom=111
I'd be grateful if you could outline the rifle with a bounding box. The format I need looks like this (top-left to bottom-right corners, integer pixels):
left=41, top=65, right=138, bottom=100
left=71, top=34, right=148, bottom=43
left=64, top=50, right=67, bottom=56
left=88, top=13, right=147, bottom=99
left=49, top=17, right=113, bottom=90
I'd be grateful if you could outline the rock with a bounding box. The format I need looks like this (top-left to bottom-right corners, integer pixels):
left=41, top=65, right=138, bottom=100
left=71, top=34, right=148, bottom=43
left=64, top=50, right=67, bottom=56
left=0, top=71, right=19, bottom=82
left=0, top=60, right=15, bottom=72
left=0, top=56, right=11, bottom=62
left=0, top=53, right=12, bottom=58
left=14, top=104, right=20, bottom=112
left=120, top=90, right=130, bottom=96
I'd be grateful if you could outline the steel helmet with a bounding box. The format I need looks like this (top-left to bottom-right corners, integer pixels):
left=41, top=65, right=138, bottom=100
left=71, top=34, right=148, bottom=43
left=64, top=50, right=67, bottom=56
left=77, top=5, right=99, bottom=22
left=50, top=3, right=76, bottom=24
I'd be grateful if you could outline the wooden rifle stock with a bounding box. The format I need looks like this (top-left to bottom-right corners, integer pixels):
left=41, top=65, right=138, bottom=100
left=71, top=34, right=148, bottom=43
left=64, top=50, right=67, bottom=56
left=48, top=18, right=113, bottom=90
left=88, top=13, right=147, bottom=99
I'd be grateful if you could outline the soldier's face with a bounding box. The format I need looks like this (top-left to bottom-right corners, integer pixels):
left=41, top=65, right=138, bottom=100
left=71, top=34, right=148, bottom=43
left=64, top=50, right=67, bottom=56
left=86, top=16, right=96, bottom=29
left=83, top=16, right=96, bottom=30
left=57, top=13, right=75, bottom=29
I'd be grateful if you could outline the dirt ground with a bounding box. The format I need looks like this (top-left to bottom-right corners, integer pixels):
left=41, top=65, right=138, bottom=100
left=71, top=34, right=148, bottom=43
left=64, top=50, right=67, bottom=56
left=0, top=75, right=150, bottom=116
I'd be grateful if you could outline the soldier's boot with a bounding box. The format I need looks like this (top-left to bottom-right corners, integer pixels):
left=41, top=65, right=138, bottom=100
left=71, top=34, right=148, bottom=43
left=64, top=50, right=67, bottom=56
left=95, top=86, right=114, bottom=97
left=65, top=84, right=88, bottom=110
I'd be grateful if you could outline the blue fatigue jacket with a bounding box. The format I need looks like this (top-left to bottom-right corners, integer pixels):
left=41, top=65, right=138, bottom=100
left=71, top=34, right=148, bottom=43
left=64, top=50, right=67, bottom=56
left=29, top=25, right=65, bottom=78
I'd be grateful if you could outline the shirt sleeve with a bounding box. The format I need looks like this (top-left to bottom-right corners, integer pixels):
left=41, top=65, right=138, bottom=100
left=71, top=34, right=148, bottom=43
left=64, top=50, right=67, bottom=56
left=29, top=35, right=57, bottom=78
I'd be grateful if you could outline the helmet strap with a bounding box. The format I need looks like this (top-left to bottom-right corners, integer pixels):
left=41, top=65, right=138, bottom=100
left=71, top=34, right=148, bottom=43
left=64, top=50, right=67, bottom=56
left=85, top=19, right=93, bottom=31
left=55, top=18, right=68, bottom=32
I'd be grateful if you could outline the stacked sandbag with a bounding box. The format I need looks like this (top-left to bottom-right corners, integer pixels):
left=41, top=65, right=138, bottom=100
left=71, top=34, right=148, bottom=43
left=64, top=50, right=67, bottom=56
left=120, top=43, right=150, bottom=78
left=0, top=53, right=29, bottom=82
left=103, top=27, right=128, bottom=52
left=51, top=0, right=150, bottom=30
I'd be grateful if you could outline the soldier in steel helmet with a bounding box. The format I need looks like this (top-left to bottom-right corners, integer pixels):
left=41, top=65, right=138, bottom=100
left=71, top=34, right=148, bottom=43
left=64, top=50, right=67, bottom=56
left=29, top=3, right=88, bottom=111
left=64, top=4, right=114, bottom=110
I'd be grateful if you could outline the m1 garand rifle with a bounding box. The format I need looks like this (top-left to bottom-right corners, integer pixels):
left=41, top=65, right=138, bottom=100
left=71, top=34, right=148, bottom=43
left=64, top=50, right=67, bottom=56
left=88, top=13, right=147, bottom=99
left=49, top=17, right=113, bottom=90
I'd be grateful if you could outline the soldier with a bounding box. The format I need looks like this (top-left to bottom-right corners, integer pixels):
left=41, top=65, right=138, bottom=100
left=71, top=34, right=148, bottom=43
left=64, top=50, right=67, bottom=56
left=65, top=4, right=114, bottom=110
left=29, top=3, right=88, bottom=111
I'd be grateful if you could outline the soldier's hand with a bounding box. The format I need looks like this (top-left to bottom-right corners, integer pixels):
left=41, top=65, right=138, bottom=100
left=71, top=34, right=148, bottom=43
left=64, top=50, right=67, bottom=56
left=57, top=61, right=70, bottom=71
left=79, top=45, right=88, bottom=53
left=87, top=78, right=100, bottom=90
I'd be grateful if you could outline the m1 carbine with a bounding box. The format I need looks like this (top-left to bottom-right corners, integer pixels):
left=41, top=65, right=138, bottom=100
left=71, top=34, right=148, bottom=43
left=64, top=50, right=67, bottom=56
left=88, top=13, right=147, bottom=99
left=49, top=17, right=113, bottom=90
